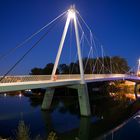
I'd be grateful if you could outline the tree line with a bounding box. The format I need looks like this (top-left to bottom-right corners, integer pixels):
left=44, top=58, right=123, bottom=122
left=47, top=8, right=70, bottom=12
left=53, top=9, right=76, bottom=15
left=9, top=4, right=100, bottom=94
left=30, top=56, right=130, bottom=75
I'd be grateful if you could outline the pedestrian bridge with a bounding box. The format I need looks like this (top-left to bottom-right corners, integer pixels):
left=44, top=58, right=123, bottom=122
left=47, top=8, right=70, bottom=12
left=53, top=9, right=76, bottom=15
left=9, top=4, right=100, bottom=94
left=0, top=74, right=139, bottom=93
left=1, top=6, right=140, bottom=117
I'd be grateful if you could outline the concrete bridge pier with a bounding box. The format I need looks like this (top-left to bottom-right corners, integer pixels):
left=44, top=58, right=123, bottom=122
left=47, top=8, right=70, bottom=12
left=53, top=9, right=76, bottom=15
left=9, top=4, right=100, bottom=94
left=41, top=84, right=91, bottom=117
left=41, top=88, right=55, bottom=110
left=69, top=84, right=91, bottom=117
left=77, top=84, right=91, bottom=116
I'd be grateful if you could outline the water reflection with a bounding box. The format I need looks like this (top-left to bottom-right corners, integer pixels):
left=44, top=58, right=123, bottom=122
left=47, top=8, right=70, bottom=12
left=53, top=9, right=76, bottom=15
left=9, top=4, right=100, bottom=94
left=96, top=102, right=140, bottom=140
left=41, top=111, right=53, bottom=134
left=78, top=117, right=91, bottom=140
left=41, top=110, right=100, bottom=140
left=1, top=92, right=140, bottom=139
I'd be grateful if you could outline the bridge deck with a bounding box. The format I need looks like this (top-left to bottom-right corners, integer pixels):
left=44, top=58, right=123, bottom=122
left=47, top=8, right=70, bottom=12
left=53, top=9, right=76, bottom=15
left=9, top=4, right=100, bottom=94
left=0, top=74, right=139, bottom=92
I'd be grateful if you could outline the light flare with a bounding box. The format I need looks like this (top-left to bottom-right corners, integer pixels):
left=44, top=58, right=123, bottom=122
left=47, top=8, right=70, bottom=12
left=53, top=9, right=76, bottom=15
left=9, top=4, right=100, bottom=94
left=68, top=8, right=76, bottom=19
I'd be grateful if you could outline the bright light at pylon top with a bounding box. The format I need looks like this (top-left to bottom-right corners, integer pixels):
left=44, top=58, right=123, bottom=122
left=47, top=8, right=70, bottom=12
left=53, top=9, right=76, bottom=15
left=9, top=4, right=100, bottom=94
left=138, top=58, right=140, bottom=64
left=68, top=6, right=76, bottom=19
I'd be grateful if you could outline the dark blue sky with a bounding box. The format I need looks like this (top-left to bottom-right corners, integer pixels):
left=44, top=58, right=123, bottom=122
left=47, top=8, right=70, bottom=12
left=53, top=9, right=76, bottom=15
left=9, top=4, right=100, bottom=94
left=0, top=0, right=140, bottom=74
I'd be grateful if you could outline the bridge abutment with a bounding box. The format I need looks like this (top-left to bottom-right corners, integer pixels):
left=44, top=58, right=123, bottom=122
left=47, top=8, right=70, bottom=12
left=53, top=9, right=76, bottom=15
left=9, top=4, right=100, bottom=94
left=41, top=88, right=55, bottom=110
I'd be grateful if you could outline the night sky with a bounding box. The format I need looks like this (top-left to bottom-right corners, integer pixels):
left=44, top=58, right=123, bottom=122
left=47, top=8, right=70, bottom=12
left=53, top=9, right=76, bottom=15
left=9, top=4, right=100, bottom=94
left=0, top=0, right=140, bottom=75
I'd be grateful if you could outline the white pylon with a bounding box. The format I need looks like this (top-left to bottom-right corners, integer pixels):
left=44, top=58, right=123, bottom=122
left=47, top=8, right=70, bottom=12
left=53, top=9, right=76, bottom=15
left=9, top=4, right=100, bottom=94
left=137, top=58, right=140, bottom=76
left=51, top=6, right=85, bottom=84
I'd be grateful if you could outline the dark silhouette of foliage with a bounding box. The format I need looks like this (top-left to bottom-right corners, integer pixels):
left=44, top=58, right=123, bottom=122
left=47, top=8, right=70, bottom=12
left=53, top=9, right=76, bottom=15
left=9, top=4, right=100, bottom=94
left=30, top=63, right=59, bottom=75
left=30, top=67, right=43, bottom=75
left=42, top=63, right=57, bottom=75
left=30, top=56, right=130, bottom=75
left=58, top=64, right=69, bottom=74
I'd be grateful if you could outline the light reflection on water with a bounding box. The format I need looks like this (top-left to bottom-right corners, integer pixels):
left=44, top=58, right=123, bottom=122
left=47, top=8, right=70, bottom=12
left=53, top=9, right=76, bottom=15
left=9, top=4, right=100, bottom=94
left=1, top=93, right=140, bottom=139
left=97, top=109, right=140, bottom=140
left=0, top=95, right=91, bottom=138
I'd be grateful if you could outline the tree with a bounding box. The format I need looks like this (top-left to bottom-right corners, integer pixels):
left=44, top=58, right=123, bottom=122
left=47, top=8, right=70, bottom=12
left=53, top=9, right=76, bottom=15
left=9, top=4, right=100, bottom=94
left=82, top=57, right=95, bottom=74
left=58, top=64, right=69, bottom=74
left=42, top=63, right=54, bottom=75
left=16, top=121, right=30, bottom=140
left=42, top=63, right=59, bottom=75
left=69, top=62, right=79, bottom=74
left=82, top=56, right=129, bottom=74
left=111, top=56, right=130, bottom=73
left=30, top=67, right=42, bottom=75
left=30, top=56, right=130, bottom=75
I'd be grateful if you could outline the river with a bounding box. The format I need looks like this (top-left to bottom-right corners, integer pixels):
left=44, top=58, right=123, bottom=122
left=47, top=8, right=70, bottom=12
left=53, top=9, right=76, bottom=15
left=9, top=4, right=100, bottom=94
left=0, top=91, right=140, bottom=140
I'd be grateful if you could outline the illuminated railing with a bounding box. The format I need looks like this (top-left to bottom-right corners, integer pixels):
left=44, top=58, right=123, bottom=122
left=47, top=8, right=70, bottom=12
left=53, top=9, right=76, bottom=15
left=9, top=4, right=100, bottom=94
left=0, top=74, right=127, bottom=83
left=0, top=75, right=51, bottom=83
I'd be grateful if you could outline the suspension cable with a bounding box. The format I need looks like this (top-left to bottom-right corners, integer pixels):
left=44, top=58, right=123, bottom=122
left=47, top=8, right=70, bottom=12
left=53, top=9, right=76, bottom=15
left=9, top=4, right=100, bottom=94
left=77, top=13, right=114, bottom=74
left=77, top=11, right=91, bottom=32
left=84, top=47, right=92, bottom=72
left=0, top=11, right=67, bottom=62
left=77, top=19, right=99, bottom=59
left=77, top=18, right=100, bottom=73
left=70, top=32, right=84, bottom=74
left=0, top=14, right=65, bottom=82
left=69, top=21, right=73, bottom=75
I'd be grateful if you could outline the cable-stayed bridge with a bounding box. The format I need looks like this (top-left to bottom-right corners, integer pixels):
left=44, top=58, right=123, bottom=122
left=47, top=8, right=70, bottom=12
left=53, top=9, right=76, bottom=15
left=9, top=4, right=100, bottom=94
left=0, top=74, right=140, bottom=93
left=1, top=6, right=140, bottom=116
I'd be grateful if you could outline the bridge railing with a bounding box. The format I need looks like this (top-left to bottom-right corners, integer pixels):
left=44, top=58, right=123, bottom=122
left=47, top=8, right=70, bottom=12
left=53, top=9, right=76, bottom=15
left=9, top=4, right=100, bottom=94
left=0, top=74, right=127, bottom=83
left=0, top=75, right=51, bottom=83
